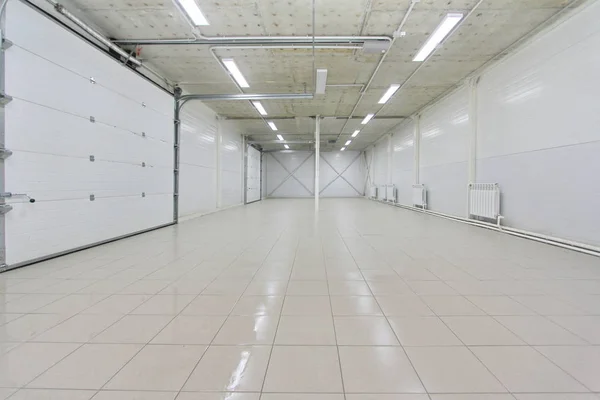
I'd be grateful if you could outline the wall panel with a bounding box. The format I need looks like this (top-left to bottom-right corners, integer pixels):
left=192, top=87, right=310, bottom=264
left=391, top=120, right=416, bottom=206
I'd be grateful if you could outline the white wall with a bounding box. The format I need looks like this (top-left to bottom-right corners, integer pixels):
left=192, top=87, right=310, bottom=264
left=265, top=151, right=365, bottom=198
left=4, top=1, right=174, bottom=266
left=219, top=121, right=244, bottom=208
left=246, top=146, right=261, bottom=203
left=366, top=0, right=600, bottom=247
left=178, top=102, right=218, bottom=218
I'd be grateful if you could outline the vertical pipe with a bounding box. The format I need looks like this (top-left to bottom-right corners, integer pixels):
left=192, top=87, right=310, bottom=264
left=0, top=3, right=7, bottom=268
left=315, top=115, right=320, bottom=211
left=243, top=136, right=248, bottom=204
left=173, top=91, right=182, bottom=223
left=413, top=115, right=421, bottom=184
left=387, top=134, right=392, bottom=184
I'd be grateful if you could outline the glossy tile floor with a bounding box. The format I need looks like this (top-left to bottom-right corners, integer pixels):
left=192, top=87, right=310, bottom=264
left=0, top=198, right=599, bottom=400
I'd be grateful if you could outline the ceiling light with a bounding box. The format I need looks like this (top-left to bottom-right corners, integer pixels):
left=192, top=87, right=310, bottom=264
left=222, top=58, right=249, bottom=88
left=340, top=147, right=346, bottom=151
left=316, top=69, right=328, bottom=94
left=284, top=144, right=290, bottom=149
left=352, top=130, right=360, bottom=138
left=175, top=0, right=209, bottom=26
left=345, top=140, right=351, bottom=146
left=413, top=13, right=463, bottom=62
left=268, top=122, right=278, bottom=131
left=277, top=134, right=284, bottom=140
left=378, top=84, right=400, bottom=104
left=361, top=114, right=374, bottom=125
left=252, top=101, right=267, bottom=116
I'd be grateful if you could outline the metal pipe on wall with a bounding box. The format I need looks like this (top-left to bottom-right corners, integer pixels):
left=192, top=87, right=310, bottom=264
left=112, top=36, right=392, bottom=46
left=315, top=115, right=320, bottom=211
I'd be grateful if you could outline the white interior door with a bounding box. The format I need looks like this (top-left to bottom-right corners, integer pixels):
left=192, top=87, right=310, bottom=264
left=246, top=146, right=261, bottom=203
left=2, top=2, right=174, bottom=268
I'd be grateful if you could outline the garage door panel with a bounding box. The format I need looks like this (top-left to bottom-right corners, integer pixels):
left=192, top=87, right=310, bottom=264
left=6, top=100, right=171, bottom=167
left=246, top=146, right=261, bottom=203
left=2, top=1, right=174, bottom=268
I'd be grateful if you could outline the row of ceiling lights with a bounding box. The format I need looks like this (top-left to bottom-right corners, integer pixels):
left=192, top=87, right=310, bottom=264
left=174, top=0, right=463, bottom=152
left=342, top=13, right=464, bottom=151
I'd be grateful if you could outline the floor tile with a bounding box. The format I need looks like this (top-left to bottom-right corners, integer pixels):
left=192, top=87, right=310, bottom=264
left=0, top=314, right=66, bottom=342
left=0, top=389, right=16, bottom=400
left=471, top=346, right=588, bottom=393
left=442, top=316, right=525, bottom=345
left=28, top=344, right=141, bottom=389
left=244, top=281, right=288, bottom=296
left=286, top=281, right=328, bottom=295
left=346, top=396, right=429, bottom=400
left=82, top=294, right=152, bottom=315
left=130, top=295, right=196, bottom=315
left=178, top=393, right=260, bottom=400
left=105, top=344, right=206, bottom=391
left=183, top=345, right=271, bottom=392
left=16, top=294, right=89, bottom=314
left=330, top=296, right=382, bottom=316
left=32, top=314, right=121, bottom=343
left=118, top=280, right=171, bottom=295
left=388, top=317, right=461, bottom=346
left=511, top=295, right=586, bottom=315
left=212, top=316, right=278, bottom=345
left=282, top=296, right=332, bottom=315
left=9, top=389, right=95, bottom=399
left=182, top=296, right=240, bottom=316
left=93, top=391, right=176, bottom=400
left=421, top=296, right=485, bottom=316
left=375, top=296, right=434, bottom=316
left=261, top=395, right=343, bottom=400
left=513, top=395, right=600, bottom=400
left=495, top=316, right=587, bottom=345
left=549, top=316, right=600, bottom=344
left=328, top=281, right=372, bottom=296
left=339, top=346, right=425, bottom=393
left=366, top=281, right=412, bottom=295
left=92, top=315, right=173, bottom=344
left=159, top=280, right=209, bottom=295
left=334, top=316, right=399, bottom=345
left=0, top=342, right=80, bottom=387
left=151, top=315, right=226, bottom=344
left=536, top=346, right=600, bottom=391
left=231, top=296, right=284, bottom=316
left=466, top=296, right=535, bottom=316
left=406, top=281, right=457, bottom=296
left=263, top=346, right=343, bottom=393
left=430, top=396, right=514, bottom=400
left=275, top=315, right=336, bottom=345
left=405, top=346, right=506, bottom=393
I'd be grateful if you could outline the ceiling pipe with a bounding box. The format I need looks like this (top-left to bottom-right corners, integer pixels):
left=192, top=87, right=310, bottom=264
left=179, top=93, right=313, bottom=101
left=334, top=0, right=419, bottom=142
left=112, top=36, right=392, bottom=46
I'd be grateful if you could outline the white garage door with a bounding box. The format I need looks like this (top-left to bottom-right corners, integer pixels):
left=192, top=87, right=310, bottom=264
left=1, top=2, right=174, bottom=268
left=246, top=146, right=261, bottom=203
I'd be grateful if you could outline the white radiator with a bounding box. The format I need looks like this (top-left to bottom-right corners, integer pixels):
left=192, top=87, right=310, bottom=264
left=469, top=183, right=501, bottom=221
left=368, top=186, right=378, bottom=199
left=377, top=185, right=386, bottom=201
left=412, top=184, right=427, bottom=208
left=385, top=185, right=397, bottom=203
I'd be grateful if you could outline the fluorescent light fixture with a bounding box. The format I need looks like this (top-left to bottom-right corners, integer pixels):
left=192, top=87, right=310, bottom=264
left=176, top=0, right=209, bottom=26
left=284, top=144, right=290, bottom=149
left=277, top=134, right=284, bottom=141
left=352, top=130, right=360, bottom=138
left=413, top=13, right=463, bottom=62
left=268, top=122, right=278, bottom=131
left=222, top=58, right=249, bottom=88
left=252, top=101, right=267, bottom=116
left=345, top=140, right=351, bottom=146
left=378, top=84, right=400, bottom=104
left=361, top=114, right=374, bottom=125
left=316, top=69, right=328, bottom=94
left=340, top=147, right=346, bottom=151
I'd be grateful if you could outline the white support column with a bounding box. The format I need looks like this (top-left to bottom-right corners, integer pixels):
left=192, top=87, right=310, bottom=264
left=216, top=116, right=222, bottom=209
left=467, top=77, right=479, bottom=216
left=387, top=133, right=393, bottom=184
left=413, top=114, right=421, bottom=184
left=315, top=115, right=320, bottom=211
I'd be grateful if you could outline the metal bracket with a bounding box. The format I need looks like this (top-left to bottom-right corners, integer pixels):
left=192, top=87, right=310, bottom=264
left=89, top=155, right=95, bottom=162
left=0, top=205, right=13, bottom=215
left=89, top=194, right=95, bottom=201
left=89, top=77, right=96, bottom=84
left=141, top=102, right=147, bottom=108
left=0, top=93, right=13, bottom=107
left=141, top=132, right=146, bottom=138
left=141, top=162, right=146, bottom=167
left=89, top=116, right=96, bottom=123
left=141, top=192, right=146, bottom=197
left=1, top=39, right=12, bottom=50
left=0, top=148, right=12, bottom=160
